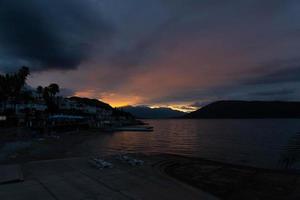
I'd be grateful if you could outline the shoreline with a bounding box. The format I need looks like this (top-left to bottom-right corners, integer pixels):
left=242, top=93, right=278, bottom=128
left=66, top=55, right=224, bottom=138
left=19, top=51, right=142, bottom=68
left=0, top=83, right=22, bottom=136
left=0, top=128, right=108, bottom=164
left=1, top=153, right=300, bottom=199
left=155, top=154, right=300, bottom=199
left=1, top=128, right=299, bottom=170
left=1, top=129, right=300, bottom=199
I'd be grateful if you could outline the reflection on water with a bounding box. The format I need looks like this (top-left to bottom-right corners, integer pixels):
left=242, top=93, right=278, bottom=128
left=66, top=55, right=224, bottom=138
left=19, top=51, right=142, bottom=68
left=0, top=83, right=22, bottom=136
left=80, top=119, right=300, bottom=169
left=279, top=132, right=300, bottom=168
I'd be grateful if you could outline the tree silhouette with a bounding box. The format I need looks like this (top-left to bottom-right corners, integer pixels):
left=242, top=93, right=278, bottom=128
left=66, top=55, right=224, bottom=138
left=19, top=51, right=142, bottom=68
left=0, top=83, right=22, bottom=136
left=48, top=83, right=60, bottom=98
left=36, top=86, right=43, bottom=100
left=42, top=83, right=60, bottom=113
left=0, top=66, right=31, bottom=112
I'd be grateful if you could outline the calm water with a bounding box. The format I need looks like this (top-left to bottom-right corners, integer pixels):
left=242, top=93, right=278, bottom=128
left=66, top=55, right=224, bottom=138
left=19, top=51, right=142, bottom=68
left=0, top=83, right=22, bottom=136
left=81, top=119, right=300, bottom=169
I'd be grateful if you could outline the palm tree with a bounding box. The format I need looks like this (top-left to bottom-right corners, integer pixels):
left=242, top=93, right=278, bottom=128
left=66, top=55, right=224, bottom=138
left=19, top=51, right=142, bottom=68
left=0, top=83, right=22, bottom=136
left=19, top=90, right=33, bottom=104
left=36, top=86, right=43, bottom=100
left=13, top=67, right=30, bottom=112
left=0, top=67, right=31, bottom=113
left=18, top=66, right=30, bottom=85
left=12, top=66, right=30, bottom=98
left=47, top=83, right=60, bottom=98
left=43, top=83, right=60, bottom=113
left=42, top=87, right=50, bottom=102
left=0, top=74, right=5, bottom=100
left=0, top=74, right=6, bottom=111
left=0, top=73, right=12, bottom=111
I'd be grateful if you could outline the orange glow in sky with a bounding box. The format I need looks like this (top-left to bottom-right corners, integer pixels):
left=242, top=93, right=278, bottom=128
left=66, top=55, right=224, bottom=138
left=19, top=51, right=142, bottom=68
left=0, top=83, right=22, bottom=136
left=74, top=90, right=197, bottom=112
left=74, top=90, right=143, bottom=108
left=150, top=104, right=198, bottom=113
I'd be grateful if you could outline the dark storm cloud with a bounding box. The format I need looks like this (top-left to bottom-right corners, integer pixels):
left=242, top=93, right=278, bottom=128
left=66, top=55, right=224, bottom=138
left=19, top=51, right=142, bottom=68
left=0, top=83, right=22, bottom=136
left=13, top=0, right=300, bottom=106
left=0, top=0, right=113, bottom=72
left=245, top=65, right=300, bottom=85
left=99, top=0, right=300, bottom=90
left=254, top=67, right=300, bottom=84
left=59, top=88, right=75, bottom=97
left=250, top=89, right=296, bottom=97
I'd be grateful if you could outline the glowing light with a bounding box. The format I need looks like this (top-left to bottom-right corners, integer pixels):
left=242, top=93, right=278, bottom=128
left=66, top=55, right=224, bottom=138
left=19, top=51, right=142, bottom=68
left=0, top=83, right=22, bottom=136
left=74, top=90, right=199, bottom=112
left=75, top=90, right=144, bottom=108
left=150, top=104, right=199, bottom=113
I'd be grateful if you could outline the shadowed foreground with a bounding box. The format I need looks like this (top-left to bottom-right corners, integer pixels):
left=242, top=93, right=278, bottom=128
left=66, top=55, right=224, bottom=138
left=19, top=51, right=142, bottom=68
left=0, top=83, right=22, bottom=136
left=0, top=154, right=217, bottom=200
left=1, top=154, right=300, bottom=200
left=159, top=155, right=300, bottom=200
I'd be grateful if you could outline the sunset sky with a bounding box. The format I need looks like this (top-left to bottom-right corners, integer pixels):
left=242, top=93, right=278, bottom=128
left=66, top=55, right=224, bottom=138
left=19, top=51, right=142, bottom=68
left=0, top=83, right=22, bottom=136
left=1, top=0, right=300, bottom=112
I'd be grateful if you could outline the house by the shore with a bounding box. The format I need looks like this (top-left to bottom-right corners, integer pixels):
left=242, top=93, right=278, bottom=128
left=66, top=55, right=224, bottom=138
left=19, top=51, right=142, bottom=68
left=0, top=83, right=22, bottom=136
left=0, top=94, right=135, bottom=132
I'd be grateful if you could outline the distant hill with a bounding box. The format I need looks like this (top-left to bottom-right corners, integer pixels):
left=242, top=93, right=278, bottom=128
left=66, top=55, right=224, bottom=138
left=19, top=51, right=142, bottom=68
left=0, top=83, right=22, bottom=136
left=68, top=96, right=134, bottom=118
left=68, top=96, right=112, bottom=109
left=184, top=100, right=300, bottom=118
left=121, top=106, right=185, bottom=119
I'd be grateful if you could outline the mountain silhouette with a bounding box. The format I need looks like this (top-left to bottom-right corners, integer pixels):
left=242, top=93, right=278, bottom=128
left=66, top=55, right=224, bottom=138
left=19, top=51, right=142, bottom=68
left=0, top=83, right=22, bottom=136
left=121, top=106, right=185, bottom=119
left=184, top=100, right=300, bottom=118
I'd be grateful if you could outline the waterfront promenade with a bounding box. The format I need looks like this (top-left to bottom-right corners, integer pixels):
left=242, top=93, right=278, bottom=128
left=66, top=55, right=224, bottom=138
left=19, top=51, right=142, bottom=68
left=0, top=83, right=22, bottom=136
left=2, top=153, right=300, bottom=199
left=0, top=154, right=217, bottom=200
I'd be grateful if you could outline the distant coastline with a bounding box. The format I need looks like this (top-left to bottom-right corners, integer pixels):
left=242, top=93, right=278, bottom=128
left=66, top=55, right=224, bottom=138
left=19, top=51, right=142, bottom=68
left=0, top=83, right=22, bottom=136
left=0, top=67, right=140, bottom=134
left=121, top=105, right=185, bottom=119
left=183, top=100, right=300, bottom=119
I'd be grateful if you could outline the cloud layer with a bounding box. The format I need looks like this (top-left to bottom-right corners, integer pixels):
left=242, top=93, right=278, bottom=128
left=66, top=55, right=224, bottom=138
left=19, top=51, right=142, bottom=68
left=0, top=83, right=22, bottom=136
left=1, top=0, right=300, bottom=108
left=0, top=0, right=112, bottom=71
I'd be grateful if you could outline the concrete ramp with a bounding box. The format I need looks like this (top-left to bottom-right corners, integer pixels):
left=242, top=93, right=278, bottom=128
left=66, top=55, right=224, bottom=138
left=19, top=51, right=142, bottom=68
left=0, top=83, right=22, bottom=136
left=0, top=156, right=218, bottom=200
left=0, top=180, right=55, bottom=200
left=0, top=165, right=23, bottom=184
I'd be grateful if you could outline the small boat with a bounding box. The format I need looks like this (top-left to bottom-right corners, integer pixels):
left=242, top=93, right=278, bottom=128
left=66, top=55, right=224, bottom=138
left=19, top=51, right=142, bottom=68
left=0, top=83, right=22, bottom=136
left=113, top=126, right=153, bottom=132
